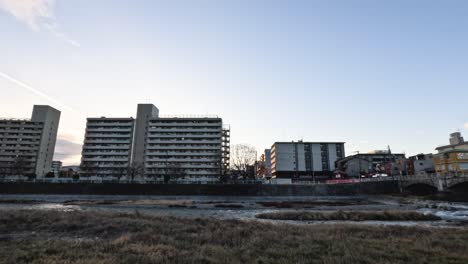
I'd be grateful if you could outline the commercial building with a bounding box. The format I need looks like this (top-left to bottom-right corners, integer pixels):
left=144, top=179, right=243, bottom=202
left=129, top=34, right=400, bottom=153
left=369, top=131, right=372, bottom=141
left=435, top=132, right=468, bottom=153
left=433, top=150, right=468, bottom=174
left=0, top=105, right=60, bottom=178
left=270, top=141, right=345, bottom=180
left=80, top=104, right=230, bottom=181
left=409, top=154, right=435, bottom=175
left=433, top=132, right=468, bottom=174
left=335, top=156, right=371, bottom=178
left=336, top=150, right=406, bottom=177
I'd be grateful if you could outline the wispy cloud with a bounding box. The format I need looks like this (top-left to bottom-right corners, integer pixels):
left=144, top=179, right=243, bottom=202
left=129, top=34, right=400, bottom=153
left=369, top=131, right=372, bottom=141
left=0, top=71, right=82, bottom=115
left=0, top=0, right=79, bottom=47
left=54, top=134, right=82, bottom=165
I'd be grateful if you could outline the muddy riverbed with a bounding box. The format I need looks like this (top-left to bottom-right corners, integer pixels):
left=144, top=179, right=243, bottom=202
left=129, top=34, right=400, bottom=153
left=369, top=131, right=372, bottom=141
left=1, top=194, right=467, bottom=227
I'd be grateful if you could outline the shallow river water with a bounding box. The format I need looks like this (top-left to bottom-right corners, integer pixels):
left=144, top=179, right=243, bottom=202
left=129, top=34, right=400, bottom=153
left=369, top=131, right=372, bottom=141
left=1, top=194, right=468, bottom=227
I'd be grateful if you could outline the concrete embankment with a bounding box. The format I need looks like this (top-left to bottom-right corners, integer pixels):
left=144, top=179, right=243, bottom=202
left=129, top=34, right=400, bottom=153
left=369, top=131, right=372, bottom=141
left=0, top=181, right=399, bottom=196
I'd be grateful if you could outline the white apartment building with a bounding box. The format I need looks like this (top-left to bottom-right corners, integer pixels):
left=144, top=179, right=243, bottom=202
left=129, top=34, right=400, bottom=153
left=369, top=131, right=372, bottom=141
left=271, top=141, right=345, bottom=179
left=80, top=118, right=135, bottom=177
left=0, top=105, right=60, bottom=178
left=80, top=104, right=230, bottom=180
left=145, top=116, right=228, bottom=180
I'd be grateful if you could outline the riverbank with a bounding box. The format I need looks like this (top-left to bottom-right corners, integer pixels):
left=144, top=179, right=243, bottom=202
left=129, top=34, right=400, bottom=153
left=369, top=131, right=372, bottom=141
left=1, top=210, right=468, bottom=264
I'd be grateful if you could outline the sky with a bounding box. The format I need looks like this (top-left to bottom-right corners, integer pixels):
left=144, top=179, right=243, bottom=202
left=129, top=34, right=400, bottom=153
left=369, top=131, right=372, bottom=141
left=0, top=0, right=467, bottom=165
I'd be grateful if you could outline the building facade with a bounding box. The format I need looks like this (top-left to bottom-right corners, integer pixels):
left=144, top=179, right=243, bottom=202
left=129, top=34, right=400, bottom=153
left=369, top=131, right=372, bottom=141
left=80, top=118, right=135, bottom=177
left=436, top=132, right=468, bottom=153
left=0, top=105, right=60, bottom=178
left=433, top=132, right=468, bottom=174
left=51, top=160, right=63, bottom=177
left=144, top=116, right=229, bottom=180
left=409, top=154, right=435, bottom=175
left=433, top=150, right=468, bottom=174
left=80, top=104, right=230, bottom=181
left=336, top=151, right=406, bottom=177
left=270, top=141, right=345, bottom=180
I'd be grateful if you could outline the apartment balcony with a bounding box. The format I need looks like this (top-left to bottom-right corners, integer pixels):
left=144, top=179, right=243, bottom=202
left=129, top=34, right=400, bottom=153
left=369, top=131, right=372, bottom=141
left=83, top=145, right=131, bottom=150
left=146, top=145, right=221, bottom=150
left=147, top=139, right=222, bottom=144
left=148, top=122, right=221, bottom=127
left=0, top=145, right=39, bottom=150
left=86, top=121, right=134, bottom=127
left=0, top=156, right=37, bottom=162
left=145, top=164, right=220, bottom=170
left=145, top=156, right=220, bottom=162
left=85, top=133, right=132, bottom=138
left=145, top=151, right=220, bottom=156
left=147, top=134, right=221, bottom=139
left=0, top=125, right=42, bottom=133
left=147, top=127, right=222, bottom=133
left=86, top=127, right=133, bottom=132
left=84, top=139, right=132, bottom=144
left=82, top=151, right=130, bottom=156
left=82, top=156, right=130, bottom=162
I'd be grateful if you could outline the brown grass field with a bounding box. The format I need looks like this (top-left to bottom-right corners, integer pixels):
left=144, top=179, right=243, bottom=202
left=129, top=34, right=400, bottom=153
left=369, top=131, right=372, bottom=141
left=256, top=210, right=442, bottom=221
left=1, top=210, right=468, bottom=263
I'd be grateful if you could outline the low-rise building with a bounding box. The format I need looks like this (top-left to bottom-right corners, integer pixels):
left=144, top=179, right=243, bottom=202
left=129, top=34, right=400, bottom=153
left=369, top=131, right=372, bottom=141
left=51, top=161, right=62, bottom=177
left=270, top=141, right=345, bottom=180
left=336, top=151, right=406, bottom=177
left=409, top=154, right=435, bottom=175
left=335, top=156, right=371, bottom=178
left=433, top=150, right=468, bottom=175
left=436, top=132, right=468, bottom=153
left=433, top=132, right=468, bottom=175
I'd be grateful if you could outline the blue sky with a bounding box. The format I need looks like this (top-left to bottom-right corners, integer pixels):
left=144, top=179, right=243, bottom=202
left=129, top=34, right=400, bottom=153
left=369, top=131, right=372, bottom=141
left=1, top=0, right=467, bottom=165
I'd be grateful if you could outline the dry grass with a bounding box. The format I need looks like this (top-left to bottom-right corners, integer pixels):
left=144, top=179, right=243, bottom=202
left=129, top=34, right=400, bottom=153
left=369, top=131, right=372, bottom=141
left=63, top=199, right=194, bottom=206
left=256, top=210, right=442, bottom=221
left=0, top=210, right=467, bottom=264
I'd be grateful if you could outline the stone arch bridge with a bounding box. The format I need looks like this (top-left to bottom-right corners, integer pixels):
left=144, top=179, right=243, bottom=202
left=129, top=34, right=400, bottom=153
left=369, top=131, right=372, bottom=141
left=399, top=173, right=468, bottom=192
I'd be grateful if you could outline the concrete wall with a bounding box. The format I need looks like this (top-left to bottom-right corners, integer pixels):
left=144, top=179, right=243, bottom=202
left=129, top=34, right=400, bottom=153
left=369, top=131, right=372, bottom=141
left=275, top=144, right=296, bottom=171
left=0, top=181, right=399, bottom=196
left=311, top=144, right=322, bottom=171
left=328, top=143, right=337, bottom=171
left=133, top=104, right=159, bottom=164
left=31, top=105, right=60, bottom=178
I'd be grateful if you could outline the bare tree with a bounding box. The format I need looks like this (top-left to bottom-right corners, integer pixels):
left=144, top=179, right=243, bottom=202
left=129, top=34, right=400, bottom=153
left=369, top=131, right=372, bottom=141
left=127, top=161, right=145, bottom=181
left=112, top=166, right=128, bottom=181
left=0, top=164, right=8, bottom=180
left=80, top=162, right=96, bottom=178
left=230, top=144, right=257, bottom=179
left=166, top=162, right=186, bottom=181
left=11, top=156, right=28, bottom=177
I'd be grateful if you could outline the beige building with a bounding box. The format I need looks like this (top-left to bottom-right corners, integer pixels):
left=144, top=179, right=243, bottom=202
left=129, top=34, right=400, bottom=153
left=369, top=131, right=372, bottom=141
left=0, top=105, right=60, bottom=178
left=80, top=104, right=230, bottom=181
